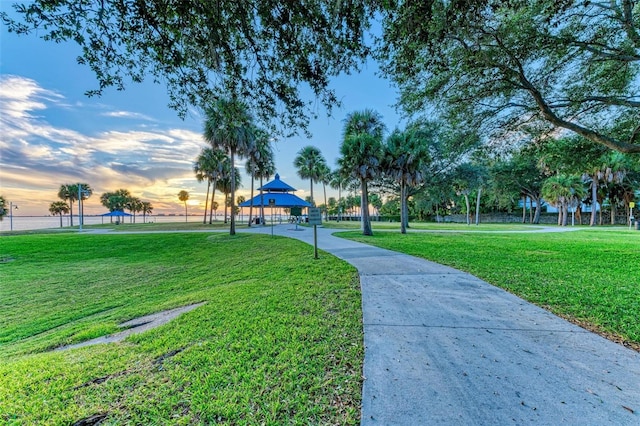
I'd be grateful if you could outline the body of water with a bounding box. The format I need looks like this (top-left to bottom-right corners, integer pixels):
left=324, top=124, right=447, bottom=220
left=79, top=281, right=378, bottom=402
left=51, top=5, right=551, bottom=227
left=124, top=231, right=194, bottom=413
left=0, top=215, right=207, bottom=232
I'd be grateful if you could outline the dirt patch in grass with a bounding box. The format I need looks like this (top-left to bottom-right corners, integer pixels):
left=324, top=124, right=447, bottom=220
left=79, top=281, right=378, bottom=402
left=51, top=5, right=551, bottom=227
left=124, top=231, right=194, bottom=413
left=55, top=303, right=205, bottom=351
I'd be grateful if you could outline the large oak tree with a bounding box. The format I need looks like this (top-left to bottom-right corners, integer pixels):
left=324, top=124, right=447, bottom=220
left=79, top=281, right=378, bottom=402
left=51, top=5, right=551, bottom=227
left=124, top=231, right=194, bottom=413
left=378, top=0, right=640, bottom=153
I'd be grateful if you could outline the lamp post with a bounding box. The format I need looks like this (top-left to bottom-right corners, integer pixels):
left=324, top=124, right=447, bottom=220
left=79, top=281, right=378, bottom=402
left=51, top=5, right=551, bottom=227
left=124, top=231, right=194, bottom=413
left=9, top=202, right=18, bottom=231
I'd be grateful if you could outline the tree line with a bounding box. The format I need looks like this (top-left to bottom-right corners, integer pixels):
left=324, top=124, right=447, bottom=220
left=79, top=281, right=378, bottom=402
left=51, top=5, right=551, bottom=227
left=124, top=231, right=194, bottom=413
left=190, top=98, right=277, bottom=234
left=292, top=111, right=640, bottom=235
left=47, top=184, right=154, bottom=227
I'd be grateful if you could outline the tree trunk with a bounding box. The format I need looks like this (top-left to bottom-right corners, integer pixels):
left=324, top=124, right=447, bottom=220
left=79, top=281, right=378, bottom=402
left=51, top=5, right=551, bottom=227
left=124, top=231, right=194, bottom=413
left=598, top=194, right=604, bottom=225
left=611, top=202, right=616, bottom=225
left=533, top=197, right=541, bottom=224
left=361, top=178, right=373, bottom=236
left=224, top=193, right=228, bottom=224
left=59, top=213, right=63, bottom=228
left=248, top=177, right=255, bottom=227
left=475, top=187, right=482, bottom=225
left=210, top=180, right=217, bottom=224
left=69, top=201, right=74, bottom=227
left=310, top=180, right=314, bottom=207
left=323, top=182, right=328, bottom=220
left=259, top=177, right=265, bottom=225
left=577, top=206, right=582, bottom=225
left=590, top=176, right=598, bottom=226
left=338, top=186, right=342, bottom=222
left=464, top=194, right=470, bottom=225
left=400, top=181, right=407, bottom=234
left=522, top=195, right=526, bottom=223
left=203, top=180, right=210, bottom=224
left=230, top=149, right=236, bottom=235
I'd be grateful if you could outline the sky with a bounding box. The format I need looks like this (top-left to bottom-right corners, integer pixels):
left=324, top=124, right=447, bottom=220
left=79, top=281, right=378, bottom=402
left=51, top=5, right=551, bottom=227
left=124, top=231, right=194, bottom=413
left=0, top=4, right=403, bottom=217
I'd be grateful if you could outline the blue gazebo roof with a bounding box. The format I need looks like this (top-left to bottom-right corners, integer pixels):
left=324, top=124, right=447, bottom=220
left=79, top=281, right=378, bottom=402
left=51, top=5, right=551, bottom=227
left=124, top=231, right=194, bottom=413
left=101, top=210, right=132, bottom=217
left=258, top=173, right=296, bottom=192
left=239, top=193, right=311, bottom=208
left=239, top=173, right=310, bottom=208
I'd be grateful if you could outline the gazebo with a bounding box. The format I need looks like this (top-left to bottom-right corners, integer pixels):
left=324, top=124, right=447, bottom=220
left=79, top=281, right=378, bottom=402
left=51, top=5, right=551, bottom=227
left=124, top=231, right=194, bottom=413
left=239, top=173, right=311, bottom=222
left=101, top=210, right=131, bottom=224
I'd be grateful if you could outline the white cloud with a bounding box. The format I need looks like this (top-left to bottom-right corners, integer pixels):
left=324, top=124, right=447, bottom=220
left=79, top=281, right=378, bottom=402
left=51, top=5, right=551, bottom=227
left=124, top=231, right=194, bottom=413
left=101, top=110, right=156, bottom=121
left=0, top=74, right=208, bottom=215
left=0, top=75, right=63, bottom=119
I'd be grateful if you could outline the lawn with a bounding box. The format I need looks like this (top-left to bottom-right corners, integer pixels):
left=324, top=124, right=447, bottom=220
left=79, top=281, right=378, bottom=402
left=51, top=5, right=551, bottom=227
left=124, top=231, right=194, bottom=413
left=320, top=220, right=550, bottom=231
left=0, top=232, right=363, bottom=425
left=340, top=228, right=640, bottom=350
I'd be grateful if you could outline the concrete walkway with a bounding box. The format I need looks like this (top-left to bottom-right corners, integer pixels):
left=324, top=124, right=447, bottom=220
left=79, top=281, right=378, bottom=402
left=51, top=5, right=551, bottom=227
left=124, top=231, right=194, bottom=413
left=243, top=224, right=640, bottom=425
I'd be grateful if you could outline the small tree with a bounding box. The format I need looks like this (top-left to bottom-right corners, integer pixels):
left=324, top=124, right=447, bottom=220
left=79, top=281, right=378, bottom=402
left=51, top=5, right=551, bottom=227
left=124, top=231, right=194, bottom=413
left=141, top=201, right=153, bottom=223
left=49, top=201, right=70, bottom=228
left=178, top=190, right=190, bottom=221
left=0, top=195, right=6, bottom=221
left=294, top=145, right=327, bottom=207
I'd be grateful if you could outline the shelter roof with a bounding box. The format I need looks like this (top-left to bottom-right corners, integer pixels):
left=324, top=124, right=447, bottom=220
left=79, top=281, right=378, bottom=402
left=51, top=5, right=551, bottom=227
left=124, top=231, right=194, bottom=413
left=258, top=173, right=296, bottom=192
left=101, top=210, right=132, bottom=216
left=239, top=192, right=311, bottom=208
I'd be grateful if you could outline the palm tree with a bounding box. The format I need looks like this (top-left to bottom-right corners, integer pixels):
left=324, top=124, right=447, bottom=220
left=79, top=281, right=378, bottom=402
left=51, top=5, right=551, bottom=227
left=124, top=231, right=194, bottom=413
left=195, top=147, right=229, bottom=224
left=245, top=129, right=274, bottom=226
left=203, top=98, right=256, bottom=235
left=126, top=197, right=143, bottom=223
left=194, top=149, right=212, bottom=224
left=255, top=144, right=276, bottom=226
left=384, top=128, right=430, bottom=234
left=49, top=201, right=70, bottom=228
left=542, top=175, right=586, bottom=226
left=58, top=184, right=77, bottom=226
left=317, top=163, right=332, bottom=220
left=329, top=172, right=349, bottom=222
left=141, top=201, right=153, bottom=223
left=178, top=190, right=190, bottom=221
left=211, top=201, right=219, bottom=220
left=216, top=166, right=242, bottom=224
left=76, top=183, right=93, bottom=227
left=58, top=183, right=92, bottom=227
left=293, top=146, right=327, bottom=206
left=595, top=151, right=629, bottom=225
left=338, top=109, right=385, bottom=236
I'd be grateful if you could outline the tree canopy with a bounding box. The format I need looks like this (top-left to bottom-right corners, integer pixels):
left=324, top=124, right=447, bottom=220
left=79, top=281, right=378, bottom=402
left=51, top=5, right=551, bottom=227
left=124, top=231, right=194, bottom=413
left=3, top=1, right=638, bottom=152
left=378, top=0, right=640, bottom=153
left=1, top=0, right=374, bottom=135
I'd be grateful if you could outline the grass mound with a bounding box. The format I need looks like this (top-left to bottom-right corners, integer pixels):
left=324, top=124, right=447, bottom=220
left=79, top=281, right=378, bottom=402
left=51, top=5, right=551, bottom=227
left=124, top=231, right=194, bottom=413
left=0, top=233, right=363, bottom=424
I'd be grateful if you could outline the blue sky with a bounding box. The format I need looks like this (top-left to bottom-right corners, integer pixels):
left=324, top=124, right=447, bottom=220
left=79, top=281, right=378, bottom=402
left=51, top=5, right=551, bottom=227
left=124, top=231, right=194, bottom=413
left=0, top=5, right=403, bottom=216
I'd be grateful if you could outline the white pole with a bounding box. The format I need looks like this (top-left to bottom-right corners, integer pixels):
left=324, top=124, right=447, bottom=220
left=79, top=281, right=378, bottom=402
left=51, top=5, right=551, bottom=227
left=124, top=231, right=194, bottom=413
left=9, top=202, right=16, bottom=231
left=78, top=184, right=83, bottom=232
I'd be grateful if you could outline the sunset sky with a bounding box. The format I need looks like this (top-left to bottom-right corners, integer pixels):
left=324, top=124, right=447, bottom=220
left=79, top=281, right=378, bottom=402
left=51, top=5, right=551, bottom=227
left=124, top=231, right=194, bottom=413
left=0, top=4, right=404, bottom=218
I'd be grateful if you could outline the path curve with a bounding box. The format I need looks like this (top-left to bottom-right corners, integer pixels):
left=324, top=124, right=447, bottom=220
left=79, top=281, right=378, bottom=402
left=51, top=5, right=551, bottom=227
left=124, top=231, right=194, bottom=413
left=242, top=224, right=640, bottom=425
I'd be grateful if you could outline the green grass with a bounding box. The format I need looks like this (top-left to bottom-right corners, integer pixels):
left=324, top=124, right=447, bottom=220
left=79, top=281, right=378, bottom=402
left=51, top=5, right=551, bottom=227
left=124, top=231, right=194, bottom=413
left=84, top=220, right=233, bottom=232
left=0, top=233, right=362, bottom=425
left=339, top=228, right=640, bottom=348
left=0, top=220, right=238, bottom=237
left=322, top=220, right=551, bottom=231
